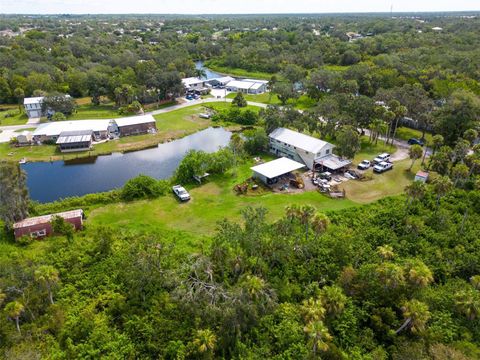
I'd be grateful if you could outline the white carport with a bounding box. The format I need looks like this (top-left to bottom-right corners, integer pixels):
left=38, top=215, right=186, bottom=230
left=251, top=157, right=305, bottom=185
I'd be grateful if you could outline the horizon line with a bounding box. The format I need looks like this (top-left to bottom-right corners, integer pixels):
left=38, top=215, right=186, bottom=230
left=2, top=10, right=479, bottom=16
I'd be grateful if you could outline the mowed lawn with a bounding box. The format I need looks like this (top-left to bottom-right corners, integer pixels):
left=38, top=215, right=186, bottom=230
left=340, top=159, right=421, bottom=203
left=88, top=160, right=356, bottom=237
left=0, top=108, right=29, bottom=126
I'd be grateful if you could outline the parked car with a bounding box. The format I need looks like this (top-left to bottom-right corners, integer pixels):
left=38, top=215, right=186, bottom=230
left=344, top=170, right=360, bottom=179
left=357, top=160, right=371, bottom=170
left=172, top=185, right=191, bottom=201
left=373, top=161, right=393, bottom=173
left=408, top=138, right=425, bottom=146
left=373, top=153, right=391, bottom=164
left=186, top=95, right=194, bottom=100
left=199, top=113, right=211, bottom=119
left=319, top=171, right=332, bottom=181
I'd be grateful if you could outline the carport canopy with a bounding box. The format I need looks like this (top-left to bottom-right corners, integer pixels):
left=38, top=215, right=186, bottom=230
left=251, top=157, right=305, bottom=180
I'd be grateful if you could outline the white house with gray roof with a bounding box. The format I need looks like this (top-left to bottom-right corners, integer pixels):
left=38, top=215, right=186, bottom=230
left=269, top=128, right=351, bottom=171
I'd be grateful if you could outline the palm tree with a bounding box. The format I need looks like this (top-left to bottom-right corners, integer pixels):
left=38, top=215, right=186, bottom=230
left=195, top=68, right=207, bottom=79
left=35, top=265, right=60, bottom=305
left=428, top=134, right=444, bottom=170
left=470, top=275, right=480, bottom=290
left=406, top=260, right=434, bottom=288
left=241, top=274, right=266, bottom=301
left=311, top=213, right=329, bottom=240
left=267, top=75, right=277, bottom=103
left=455, top=290, right=480, bottom=321
left=193, top=329, right=217, bottom=357
left=408, top=144, right=423, bottom=171
left=304, top=320, right=332, bottom=356
left=377, top=245, right=395, bottom=261
left=5, top=301, right=24, bottom=333
left=432, top=176, right=453, bottom=210
left=377, top=262, right=405, bottom=289
left=320, top=285, right=347, bottom=317
left=396, top=299, right=430, bottom=334
left=299, top=205, right=315, bottom=242
left=301, top=297, right=326, bottom=323
left=285, top=204, right=301, bottom=223
left=404, top=181, right=426, bottom=214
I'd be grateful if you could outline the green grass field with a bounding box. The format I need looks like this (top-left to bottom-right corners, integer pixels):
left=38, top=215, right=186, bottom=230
left=204, top=61, right=278, bottom=80
left=340, top=159, right=421, bottom=203
left=395, top=126, right=433, bottom=144
left=88, top=159, right=356, bottom=238
left=0, top=109, right=28, bottom=126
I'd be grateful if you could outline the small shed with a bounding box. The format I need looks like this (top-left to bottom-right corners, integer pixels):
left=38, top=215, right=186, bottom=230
left=415, top=170, right=429, bottom=183
left=56, top=130, right=93, bottom=152
left=13, top=209, right=84, bottom=240
left=114, top=114, right=157, bottom=137
left=16, top=131, right=33, bottom=146
left=251, top=157, right=305, bottom=185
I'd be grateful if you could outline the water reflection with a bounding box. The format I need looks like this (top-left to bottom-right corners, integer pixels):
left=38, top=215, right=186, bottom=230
left=23, top=127, right=232, bottom=203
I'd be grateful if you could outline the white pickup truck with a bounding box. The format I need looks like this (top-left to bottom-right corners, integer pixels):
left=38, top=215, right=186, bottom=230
left=373, top=161, right=393, bottom=173
left=172, top=185, right=191, bottom=201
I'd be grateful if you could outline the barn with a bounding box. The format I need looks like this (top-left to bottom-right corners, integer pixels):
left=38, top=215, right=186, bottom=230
left=114, top=114, right=157, bottom=137
left=13, top=209, right=84, bottom=240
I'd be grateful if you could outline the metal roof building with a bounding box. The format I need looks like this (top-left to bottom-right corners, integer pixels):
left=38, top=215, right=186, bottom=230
left=269, top=128, right=329, bottom=154
left=33, top=120, right=111, bottom=138
left=56, top=130, right=93, bottom=152
left=251, top=157, right=305, bottom=185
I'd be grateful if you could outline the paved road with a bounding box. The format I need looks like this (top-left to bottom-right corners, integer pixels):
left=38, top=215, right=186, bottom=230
left=0, top=98, right=268, bottom=143
left=0, top=124, right=37, bottom=143
left=362, top=129, right=431, bottom=162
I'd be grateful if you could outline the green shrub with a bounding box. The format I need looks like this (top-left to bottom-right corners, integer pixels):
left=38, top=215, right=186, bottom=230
left=51, top=112, right=66, bottom=121
left=121, top=175, right=168, bottom=201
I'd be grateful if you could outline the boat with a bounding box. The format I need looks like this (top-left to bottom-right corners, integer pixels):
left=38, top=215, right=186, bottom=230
left=18, top=158, right=27, bottom=164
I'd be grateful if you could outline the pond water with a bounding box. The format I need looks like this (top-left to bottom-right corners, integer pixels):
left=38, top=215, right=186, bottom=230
left=23, top=127, right=232, bottom=203
left=195, top=60, right=224, bottom=79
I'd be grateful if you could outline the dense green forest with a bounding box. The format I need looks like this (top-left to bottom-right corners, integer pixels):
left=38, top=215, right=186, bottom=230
left=1, top=185, right=480, bottom=358
left=1, top=13, right=480, bottom=359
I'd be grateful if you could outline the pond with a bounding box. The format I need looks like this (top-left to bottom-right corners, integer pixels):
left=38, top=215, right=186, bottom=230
left=23, top=127, right=232, bottom=203
left=195, top=60, right=224, bottom=80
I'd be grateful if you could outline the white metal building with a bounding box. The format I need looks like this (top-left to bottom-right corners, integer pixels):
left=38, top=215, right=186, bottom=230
left=251, top=157, right=305, bottom=185
left=32, top=120, right=111, bottom=142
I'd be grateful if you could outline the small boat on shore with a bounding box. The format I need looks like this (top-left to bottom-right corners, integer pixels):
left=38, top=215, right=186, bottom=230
left=18, top=158, right=27, bottom=164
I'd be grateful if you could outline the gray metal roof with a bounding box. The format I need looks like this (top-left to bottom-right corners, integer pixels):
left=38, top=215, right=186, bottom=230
left=269, top=128, right=331, bottom=154
left=56, top=130, right=93, bottom=144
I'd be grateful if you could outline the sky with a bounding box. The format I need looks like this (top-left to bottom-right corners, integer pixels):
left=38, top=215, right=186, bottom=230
left=1, top=0, right=478, bottom=15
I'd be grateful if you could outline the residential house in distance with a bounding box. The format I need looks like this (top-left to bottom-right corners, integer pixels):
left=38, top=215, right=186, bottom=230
left=13, top=209, right=84, bottom=240
left=207, top=76, right=235, bottom=87
left=23, top=97, right=44, bottom=118
left=182, top=77, right=206, bottom=90
left=56, top=130, right=93, bottom=152
left=113, top=114, right=157, bottom=137
left=268, top=127, right=351, bottom=172
left=226, top=79, right=268, bottom=94
left=23, top=94, right=72, bottom=118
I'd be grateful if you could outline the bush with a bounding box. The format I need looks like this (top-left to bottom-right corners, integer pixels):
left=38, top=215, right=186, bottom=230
left=232, top=92, right=247, bottom=107
left=244, top=128, right=269, bottom=154
left=51, top=112, right=66, bottom=121
left=121, top=175, right=168, bottom=201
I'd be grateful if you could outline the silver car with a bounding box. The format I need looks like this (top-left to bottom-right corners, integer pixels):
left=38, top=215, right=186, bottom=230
left=172, top=185, right=191, bottom=201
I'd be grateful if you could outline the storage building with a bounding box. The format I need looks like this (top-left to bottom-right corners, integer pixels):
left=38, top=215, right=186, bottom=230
left=13, top=209, right=84, bottom=240
left=114, top=114, right=157, bottom=137
left=251, top=157, right=305, bottom=185
left=32, top=120, right=111, bottom=143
